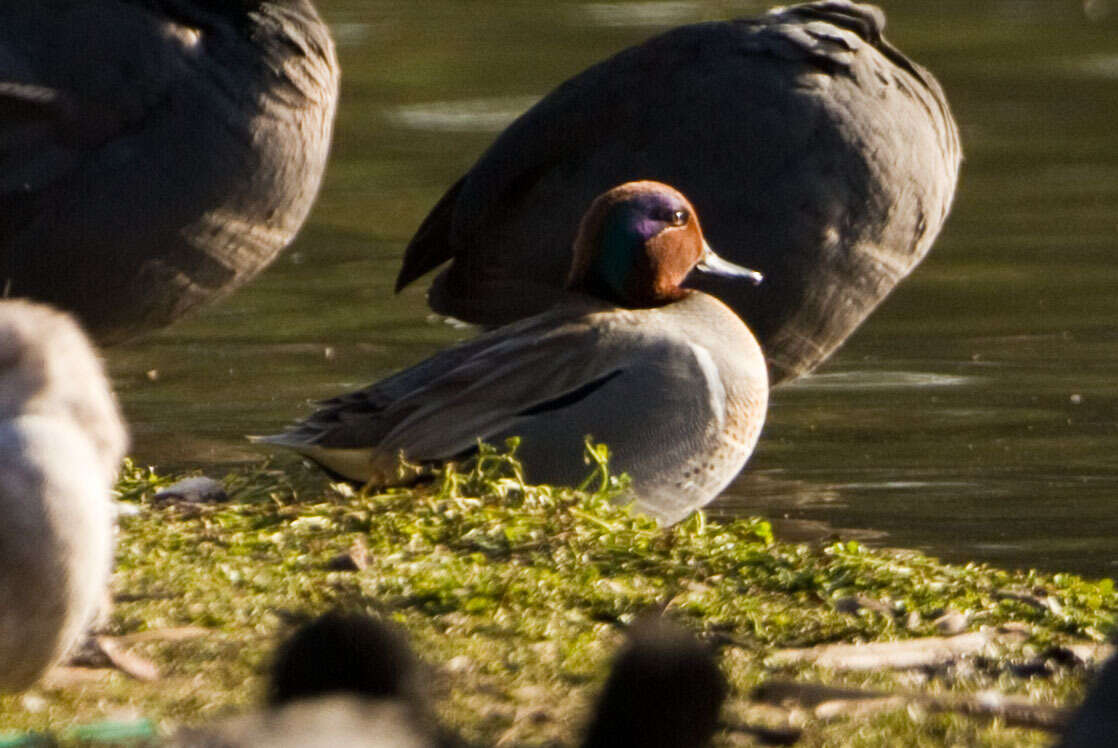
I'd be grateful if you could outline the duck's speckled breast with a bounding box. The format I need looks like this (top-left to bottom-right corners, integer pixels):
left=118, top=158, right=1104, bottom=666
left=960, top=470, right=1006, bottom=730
left=643, top=292, right=767, bottom=521
left=549, top=291, right=767, bottom=524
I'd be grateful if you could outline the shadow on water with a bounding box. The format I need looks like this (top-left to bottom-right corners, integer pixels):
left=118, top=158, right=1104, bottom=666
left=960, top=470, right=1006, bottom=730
left=108, top=0, right=1118, bottom=578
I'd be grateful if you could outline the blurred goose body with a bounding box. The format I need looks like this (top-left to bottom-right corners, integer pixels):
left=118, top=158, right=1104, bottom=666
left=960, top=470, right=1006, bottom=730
left=396, top=0, right=960, bottom=384
left=0, top=0, right=339, bottom=343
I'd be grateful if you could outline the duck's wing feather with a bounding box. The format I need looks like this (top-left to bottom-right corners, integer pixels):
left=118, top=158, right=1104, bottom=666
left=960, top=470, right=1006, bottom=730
left=264, top=303, right=659, bottom=463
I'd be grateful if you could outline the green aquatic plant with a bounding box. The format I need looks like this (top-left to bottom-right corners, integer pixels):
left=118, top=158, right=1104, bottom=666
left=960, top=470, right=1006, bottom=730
left=0, top=442, right=1113, bottom=746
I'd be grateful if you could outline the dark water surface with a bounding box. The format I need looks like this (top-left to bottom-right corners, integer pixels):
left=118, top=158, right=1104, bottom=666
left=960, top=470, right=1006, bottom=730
left=108, top=0, right=1118, bottom=577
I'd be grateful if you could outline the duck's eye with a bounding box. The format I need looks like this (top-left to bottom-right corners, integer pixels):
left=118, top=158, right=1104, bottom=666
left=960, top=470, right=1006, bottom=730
left=669, top=209, right=688, bottom=227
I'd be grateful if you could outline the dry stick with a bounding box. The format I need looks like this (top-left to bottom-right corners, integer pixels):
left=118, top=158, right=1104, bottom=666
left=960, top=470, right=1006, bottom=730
left=753, top=679, right=1071, bottom=733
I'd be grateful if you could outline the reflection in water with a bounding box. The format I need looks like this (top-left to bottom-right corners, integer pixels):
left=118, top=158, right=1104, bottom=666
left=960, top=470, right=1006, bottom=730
left=108, top=0, right=1118, bottom=579
left=783, top=371, right=975, bottom=390
left=384, top=96, right=540, bottom=132
left=331, top=22, right=372, bottom=47
left=1076, top=54, right=1118, bottom=77
left=1083, top=0, right=1114, bottom=22
left=578, top=3, right=707, bottom=27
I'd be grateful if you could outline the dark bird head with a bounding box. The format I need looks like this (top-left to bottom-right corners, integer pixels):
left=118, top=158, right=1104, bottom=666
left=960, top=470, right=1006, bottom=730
left=268, top=611, right=419, bottom=706
left=567, top=181, right=761, bottom=308
left=581, top=617, right=728, bottom=748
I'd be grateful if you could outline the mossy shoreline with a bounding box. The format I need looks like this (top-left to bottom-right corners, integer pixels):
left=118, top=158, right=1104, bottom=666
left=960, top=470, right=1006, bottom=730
left=1, top=443, right=1114, bottom=746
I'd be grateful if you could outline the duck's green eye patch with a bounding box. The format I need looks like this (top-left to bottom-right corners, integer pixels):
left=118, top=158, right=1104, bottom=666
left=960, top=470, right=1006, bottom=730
left=669, top=209, right=688, bottom=226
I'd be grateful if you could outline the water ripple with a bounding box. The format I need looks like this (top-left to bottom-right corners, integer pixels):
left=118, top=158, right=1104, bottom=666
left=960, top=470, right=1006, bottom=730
left=1075, top=54, right=1118, bottom=79
left=383, top=96, right=540, bottom=133
left=784, top=371, right=975, bottom=391
left=576, top=2, right=705, bottom=27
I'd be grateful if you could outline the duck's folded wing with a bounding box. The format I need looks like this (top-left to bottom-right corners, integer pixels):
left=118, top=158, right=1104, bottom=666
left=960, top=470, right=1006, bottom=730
left=278, top=310, right=646, bottom=462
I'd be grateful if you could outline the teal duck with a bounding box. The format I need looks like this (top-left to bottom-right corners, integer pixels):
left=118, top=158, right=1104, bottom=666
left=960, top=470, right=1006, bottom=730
left=0, top=300, right=127, bottom=691
left=396, top=1, right=961, bottom=385
left=259, top=181, right=768, bottom=525
left=0, top=1, right=338, bottom=343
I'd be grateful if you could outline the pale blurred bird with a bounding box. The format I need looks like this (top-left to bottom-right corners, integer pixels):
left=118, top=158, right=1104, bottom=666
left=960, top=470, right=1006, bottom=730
left=0, top=300, right=127, bottom=691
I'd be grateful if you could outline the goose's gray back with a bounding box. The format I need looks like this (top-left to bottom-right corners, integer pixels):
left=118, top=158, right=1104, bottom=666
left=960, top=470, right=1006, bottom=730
left=0, top=0, right=338, bottom=342
left=399, top=1, right=960, bottom=384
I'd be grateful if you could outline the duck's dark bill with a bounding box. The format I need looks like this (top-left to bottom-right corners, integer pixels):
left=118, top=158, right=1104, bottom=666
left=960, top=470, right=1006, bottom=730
left=695, top=242, right=763, bottom=285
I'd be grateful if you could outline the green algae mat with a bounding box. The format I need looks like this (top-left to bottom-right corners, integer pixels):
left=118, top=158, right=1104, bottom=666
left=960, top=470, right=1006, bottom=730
left=1, top=443, right=1114, bottom=746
